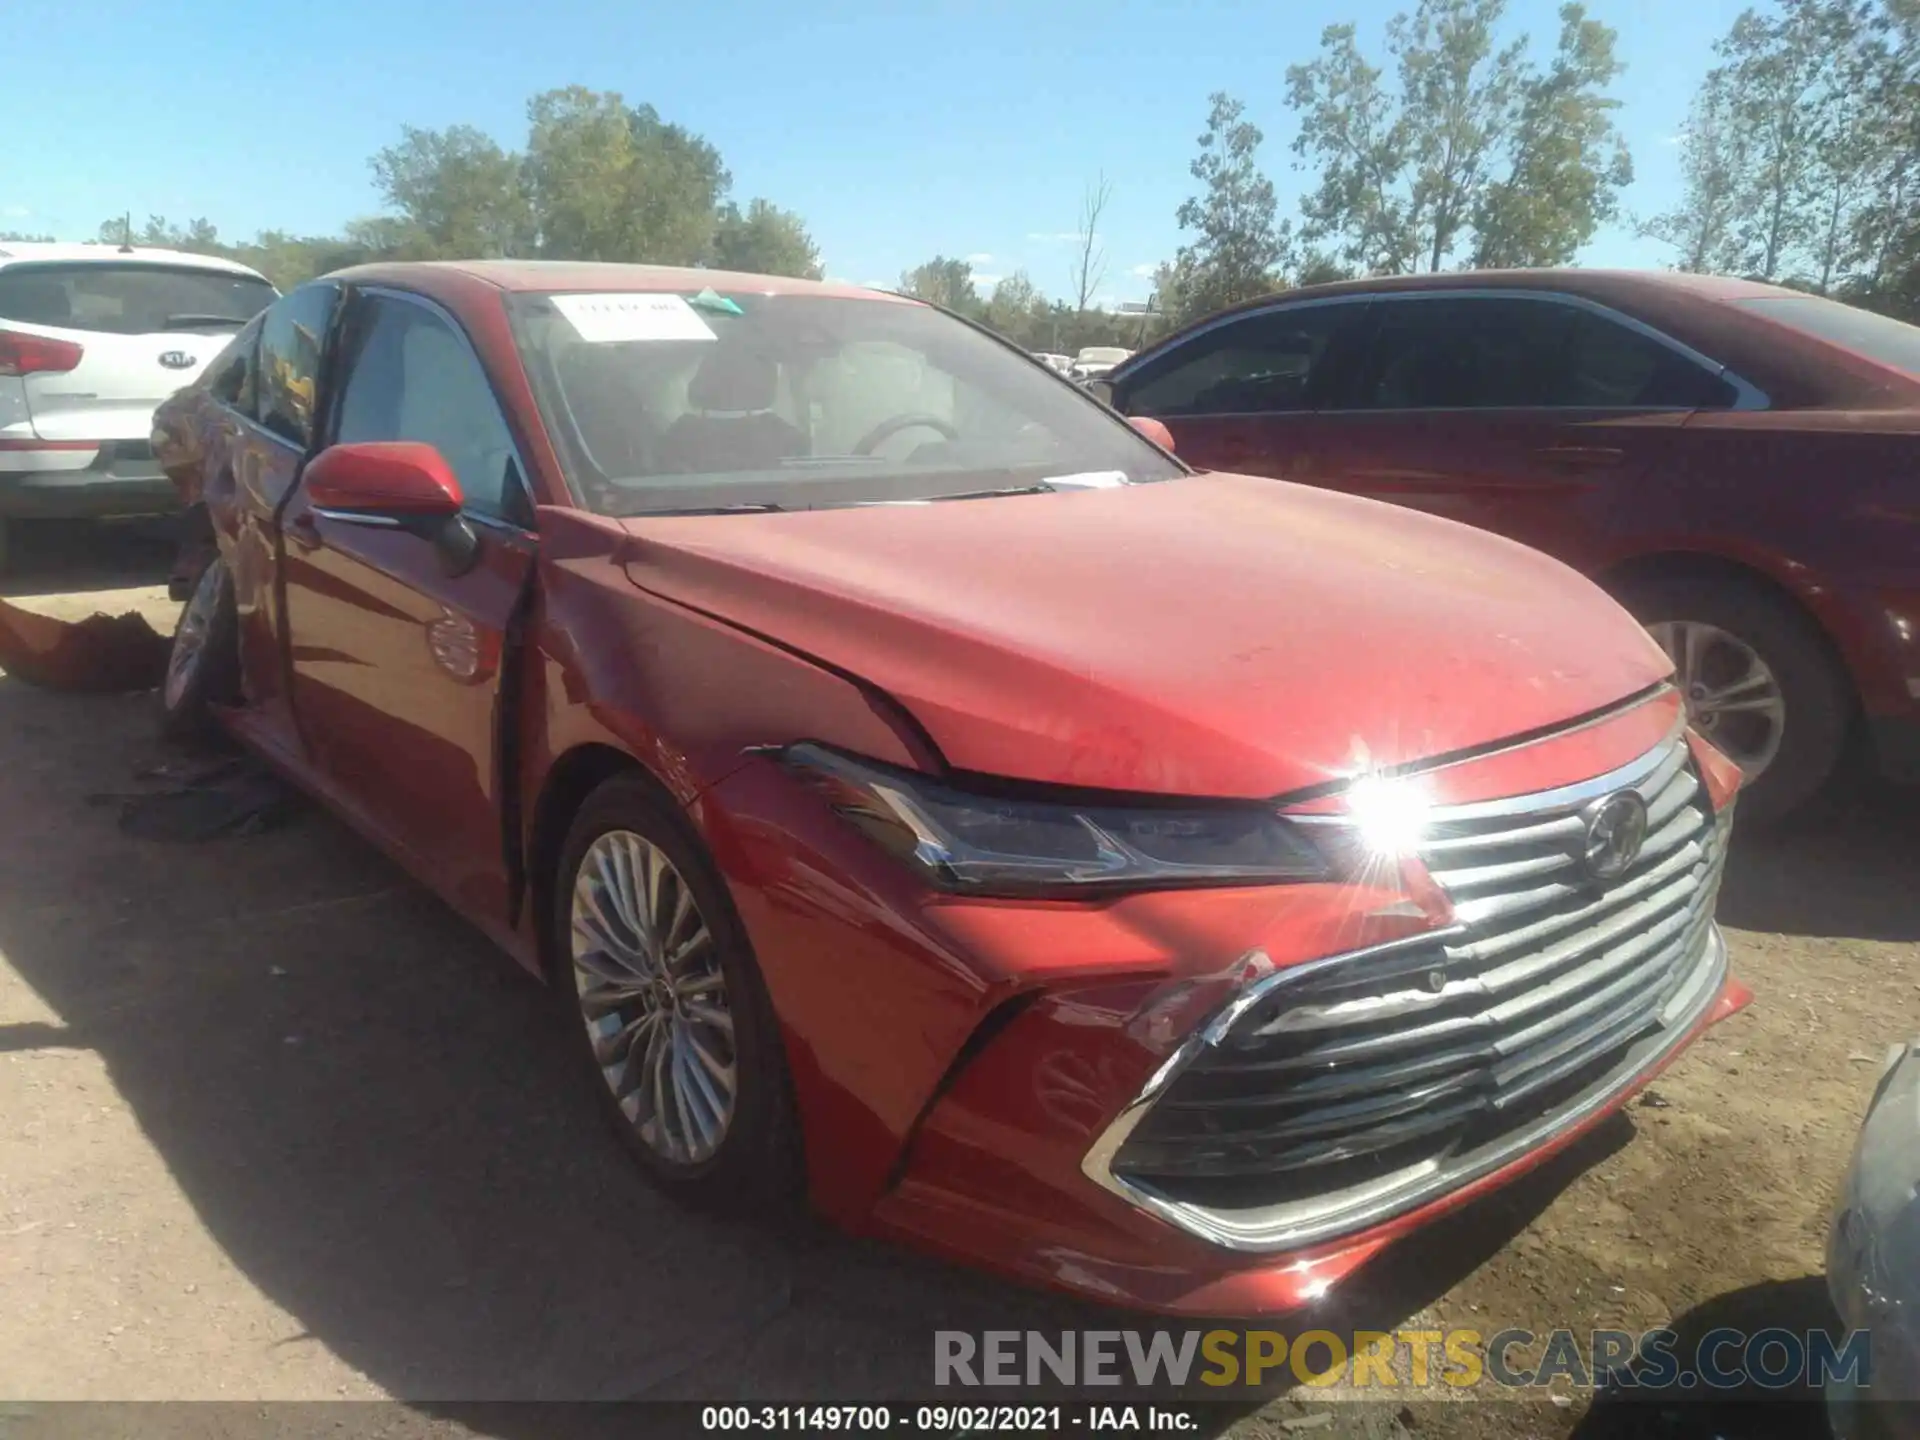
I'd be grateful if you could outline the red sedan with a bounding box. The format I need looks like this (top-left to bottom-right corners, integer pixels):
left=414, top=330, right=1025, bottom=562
left=151, top=262, right=1748, bottom=1316
left=1101, top=271, right=1920, bottom=823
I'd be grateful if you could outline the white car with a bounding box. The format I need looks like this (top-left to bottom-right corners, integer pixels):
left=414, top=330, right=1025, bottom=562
left=0, top=243, right=277, bottom=571
left=1070, top=345, right=1133, bottom=383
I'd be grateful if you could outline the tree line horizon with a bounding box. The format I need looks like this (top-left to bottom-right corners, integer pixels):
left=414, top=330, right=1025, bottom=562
left=7, top=0, right=1917, bottom=351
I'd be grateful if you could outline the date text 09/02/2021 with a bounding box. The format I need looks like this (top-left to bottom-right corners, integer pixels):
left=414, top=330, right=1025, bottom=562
left=700, top=1405, right=1197, bottom=1432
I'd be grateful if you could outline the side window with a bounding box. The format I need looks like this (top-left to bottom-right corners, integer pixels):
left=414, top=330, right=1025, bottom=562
left=1561, top=309, right=1738, bottom=409
left=203, top=316, right=261, bottom=415
left=1349, top=298, right=1737, bottom=411
left=333, top=294, right=521, bottom=521
left=257, top=284, right=339, bottom=446
left=1120, top=305, right=1356, bottom=418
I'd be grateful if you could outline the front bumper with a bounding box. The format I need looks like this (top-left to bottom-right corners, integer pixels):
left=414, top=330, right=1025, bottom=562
left=704, top=691, right=1752, bottom=1316
left=0, top=442, right=178, bottom=519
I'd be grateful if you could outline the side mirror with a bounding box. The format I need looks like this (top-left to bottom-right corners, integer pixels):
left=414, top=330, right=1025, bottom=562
left=1086, top=378, right=1116, bottom=407
left=304, top=442, right=481, bottom=578
left=1128, top=415, right=1176, bottom=453
left=305, top=441, right=464, bottom=517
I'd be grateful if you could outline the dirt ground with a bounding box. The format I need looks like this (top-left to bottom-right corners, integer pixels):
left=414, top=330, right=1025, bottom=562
left=0, top=519, right=1914, bottom=1439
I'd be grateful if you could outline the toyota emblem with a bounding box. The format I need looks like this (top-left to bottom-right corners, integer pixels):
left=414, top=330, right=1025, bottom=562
left=1577, top=790, right=1649, bottom=885
left=158, top=351, right=196, bottom=370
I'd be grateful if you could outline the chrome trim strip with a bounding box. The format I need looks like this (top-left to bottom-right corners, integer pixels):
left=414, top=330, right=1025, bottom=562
left=1082, top=727, right=1725, bottom=1254
left=310, top=506, right=403, bottom=529
left=1080, top=925, right=1726, bottom=1253
left=1287, top=710, right=1686, bottom=827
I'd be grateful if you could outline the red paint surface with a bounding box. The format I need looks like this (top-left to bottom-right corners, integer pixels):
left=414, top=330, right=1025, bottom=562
left=151, top=261, right=1752, bottom=1315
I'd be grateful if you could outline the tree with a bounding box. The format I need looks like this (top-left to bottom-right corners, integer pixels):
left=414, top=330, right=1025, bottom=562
left=1287, top=0, right=1631, bottom=273
left=710, top=199, right=822, bottom=278
left=1647, top=0, right=1918, bottom=297
left=1472, top=4, right=1633, bottom=267
left=1170, top=93, right=1288, bottom=323
left=369, top=124, right=532, bottom=258
left=1642, top=70, right=1751, bottom=272
left=1071, top=174, right=1112, bottom=312
left=984, top=271, right=1045, bottom=344
left=0, top=231, right=54, bottom=244
left=96, top=214, right=225, bottom=254
left=899, top=256, right=981, bottom=314
left=522, top=87, right=729, bottom=264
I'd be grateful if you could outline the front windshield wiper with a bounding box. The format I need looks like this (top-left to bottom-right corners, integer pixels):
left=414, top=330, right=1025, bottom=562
left=624, top=502, right=789, bottom=516
left=924, top=484, right=1056, bottom=503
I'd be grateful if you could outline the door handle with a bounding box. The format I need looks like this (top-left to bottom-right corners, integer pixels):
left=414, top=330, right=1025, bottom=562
left=1532, top=445, right=1625, bottom=471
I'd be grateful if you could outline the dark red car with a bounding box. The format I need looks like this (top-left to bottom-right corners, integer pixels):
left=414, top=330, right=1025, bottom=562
left=151, top=261, right=1748, bottom=1316
left=1101, top=271, right=1920, bottom=822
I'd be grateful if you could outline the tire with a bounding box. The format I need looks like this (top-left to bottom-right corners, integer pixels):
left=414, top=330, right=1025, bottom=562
left=159, top=553, right=240, bottom=742
left=1619, top=575, right=1852, bottom=826
left=551, top=772, right=802, bottom=1213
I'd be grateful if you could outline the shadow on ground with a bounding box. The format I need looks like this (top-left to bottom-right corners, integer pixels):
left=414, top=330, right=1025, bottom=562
left=1717, top=781, right=1920, bottom=942
left=0, top=518, right=176, bottom=599
left=1571, top=1276, right=1839, bottom=1439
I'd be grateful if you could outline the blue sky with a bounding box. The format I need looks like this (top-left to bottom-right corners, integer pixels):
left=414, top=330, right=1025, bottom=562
left=8, top=0, right=1742, bottom=302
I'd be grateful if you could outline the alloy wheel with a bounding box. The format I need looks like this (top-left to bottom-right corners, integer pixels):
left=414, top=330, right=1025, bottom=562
left=1648, top=619, right=1788, bottom=779
left=569, top=830, right=736, bottom=1164
left=165, top=560, right=223, bottom=710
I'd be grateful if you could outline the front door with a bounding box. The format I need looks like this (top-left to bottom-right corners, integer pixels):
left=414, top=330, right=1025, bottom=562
left=1307, top=294, right=1730, bottom=569
left=1111, top=299, right=1371, bottom=485
left=278, top=288, right=538, bottom=927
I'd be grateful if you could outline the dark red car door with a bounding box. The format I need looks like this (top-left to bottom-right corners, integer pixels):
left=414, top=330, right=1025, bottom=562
left=276, top=287, right=537, bottom=932
left=205, top=283, right=340, bottom=750
left=1302, top=294, right=1737, bottom=569
left=1111, top=299, right=1372, bottom=485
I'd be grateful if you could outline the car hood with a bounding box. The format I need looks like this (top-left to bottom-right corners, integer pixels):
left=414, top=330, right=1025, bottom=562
left=617, top=472, right=1671, bottom=798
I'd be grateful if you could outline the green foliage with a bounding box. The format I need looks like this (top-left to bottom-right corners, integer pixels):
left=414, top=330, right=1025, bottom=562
left=1648, top=0, right=1920, bottom=313
left=1287, top=0, right=1630, bottom=274
left=711, top=199, right=822, bottom=278
left=370, top=124, right=531, bottom=258
left=899, top=255, right=982, bottom=315
left=93, top=87, right=820, bottom=289
left=1169, top=93, right=1289, bottom=324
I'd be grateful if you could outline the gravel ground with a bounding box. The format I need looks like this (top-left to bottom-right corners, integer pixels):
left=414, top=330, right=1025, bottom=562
left=0, top=519, right=1913, bottom=1439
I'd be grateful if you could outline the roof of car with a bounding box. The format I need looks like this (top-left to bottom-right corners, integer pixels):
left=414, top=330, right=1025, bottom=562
left=1126, top=267, right=1907, bottom=412
left=326, top=258, right=907, bottom=302
left=1196, top=267, right=1795, bottom=318
left=0, top=241, right=270, bottom=280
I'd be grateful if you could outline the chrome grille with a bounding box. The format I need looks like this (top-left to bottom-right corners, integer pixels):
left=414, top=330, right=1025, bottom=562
left=1101, top=730, right=1730, bottom=1247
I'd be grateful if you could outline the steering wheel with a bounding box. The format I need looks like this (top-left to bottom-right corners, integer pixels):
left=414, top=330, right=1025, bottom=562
left=852, top=413, right=960, bottom=456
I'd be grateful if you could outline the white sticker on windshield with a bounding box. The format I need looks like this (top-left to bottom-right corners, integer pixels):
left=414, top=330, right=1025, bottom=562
left=1044, top=470, right=1130, bottom=490
left=552, top=292, right=717, bottom=344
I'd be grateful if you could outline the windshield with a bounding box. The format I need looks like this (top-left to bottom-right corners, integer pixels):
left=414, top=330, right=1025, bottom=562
left=506, top=288, right=1182, bottom=516
left=1736, top=295, right=1920, bottom=378
left=0, top=262, right=276, bottom=335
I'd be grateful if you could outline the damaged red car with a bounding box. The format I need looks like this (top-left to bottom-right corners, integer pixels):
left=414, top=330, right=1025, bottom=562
left=151, top=262, right=1750, bottom=1316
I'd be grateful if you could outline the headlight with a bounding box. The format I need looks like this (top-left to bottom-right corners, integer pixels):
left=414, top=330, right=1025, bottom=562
left=783, top=743, right=1330, bottom=896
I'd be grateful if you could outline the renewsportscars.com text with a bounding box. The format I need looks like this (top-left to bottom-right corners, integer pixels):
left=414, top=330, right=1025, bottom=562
left=933, top=1327, right=1873, bottom=1392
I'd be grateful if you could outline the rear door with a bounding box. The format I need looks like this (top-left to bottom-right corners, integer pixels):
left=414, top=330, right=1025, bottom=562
left=1109, top=299, right=1371, bottom=480
left=1308, top=294, right=1736, bottom=568
left=278, top=286, right=538, bottom=927
left=0, top=261, right=276, bottom=441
